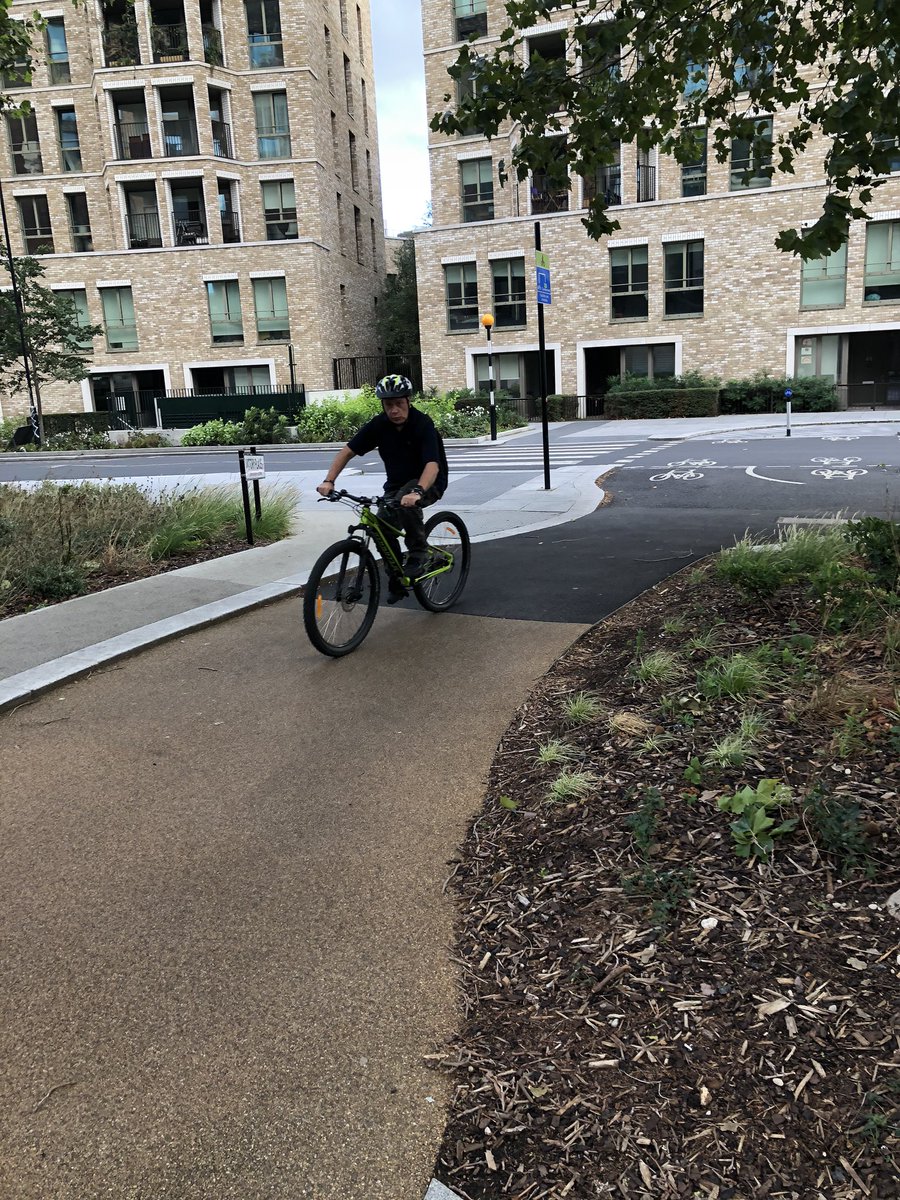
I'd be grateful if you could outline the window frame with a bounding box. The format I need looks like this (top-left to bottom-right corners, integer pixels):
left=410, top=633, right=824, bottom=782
left=444, top=261, right=479, bottom=332
left=610, top=244, right=649, bottom=321
left=730, top=117, right=773, bottom=190
left=454, top=0, right=487, bottom=43
left=206, top=278, right=244, bottom=344
left=261, top=179, right=297, bottom=240
left=252, top=275, right=289, bottom=341
left=245, top=0, right=284, bottom=68
left=56, top=106, right=82, bottom=172
left=863, top=220, right=900, bottom=304
left=253, top=89, right=290, bottom=159
left=491, top=257, right=527, bottom=329
left=800, top=243, right=847, bottom=310
left=65, top=192, right=93, bottom=252
left=460, top=157, right=494, bottom=223
left=100, top=285, right=137, bottom=351
left=54, top=286, right=93, bottom=348
left=664, top=239, right=704, bottom=318
left=16, top=194, right=53, bottom=254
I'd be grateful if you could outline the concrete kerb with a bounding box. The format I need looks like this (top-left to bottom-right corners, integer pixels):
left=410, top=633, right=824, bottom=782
left=645, top=412, right=900, bottom=441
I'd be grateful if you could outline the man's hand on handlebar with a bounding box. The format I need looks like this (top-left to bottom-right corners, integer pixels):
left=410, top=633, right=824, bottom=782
left=399, top=491, right=422, bottom=509
left=316, top=480, right=336, bottom=498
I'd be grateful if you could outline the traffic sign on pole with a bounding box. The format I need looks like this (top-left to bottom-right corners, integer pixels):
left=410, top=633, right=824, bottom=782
left=535, top=250, right=551, bottom=305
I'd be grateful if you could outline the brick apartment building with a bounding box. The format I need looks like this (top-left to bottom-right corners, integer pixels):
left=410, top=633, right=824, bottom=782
left=0, top=0, right=386, bottom=422
left=415, top=0, right=900, bottom=411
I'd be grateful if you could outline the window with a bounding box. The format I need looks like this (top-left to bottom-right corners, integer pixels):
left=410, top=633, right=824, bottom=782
left=610, top=245, right=648, bottom=320
left=353, top=204, right=362, bottom=262
left=160, top=94, right=199, bottom=157
left=531, top=139, right=569, bottom=213
left=460, top=158, right=493, bottom=222
left=45, top=18, right=71, bottom=84
left=343, top=54, right=353, bottom=115
left=245, top=0, right=283, bottom=67
left=681, top=127, right=707, bottom=197
left=444, top=262, right=478, bottom=331
left=206, top=279, right=243, bottom=343
left=324, top=26, right=333, bottom=91
left=100, top=285, right=137, bottom=350
left=730, top=117, right=773, bottom=189
left=800, top=243, right=847, bottom=309
left=66, top=193, right=93, bottom=252
left=356, top=5, right=364, bottom=59
left=620, top=343, right=676, bottom=379
left=17, top=195, right=53, bottom=254
left=864, top=221, right=900, bottom=303
left=252, top=276, right=289, bottom=340
left=254, top=91, right=290, bottom=158
left=361, top=79, right=369, bottom=134
left=336, top=190, right=345, bottom=252
left=636, top=147, right=655, bottom=203
left=349, top=131, right=358, bottom=189
left=370, top=217, right=377, bottom=269
left=664, top=239, right=704, bottom=316
left=209, top=89, right=233, bottom=158
left=56, top=107, right=81, bottom=172
left=682, top=58, right=707, bottom=98
left=491, top=257, right=526, bottom=328
left=454, top=0, right=486, bottom=42
left=7, top=111, right=42, bottom=174
left=261, top=179, right=297, bottom=239
left=795, top=334, right=840, bottom=382
left=526, top=29, right=567, bottom=88
left=455, top=60, right=486, bottom=135
left=366, top=148, right=372, bottom=197
left=583, top=147, right=621, bottom=207
left=339, top=0, right=348, bottom=37
left=54, top=287, right=92, bottom=348
left=475, top=352, right=525, bottom=397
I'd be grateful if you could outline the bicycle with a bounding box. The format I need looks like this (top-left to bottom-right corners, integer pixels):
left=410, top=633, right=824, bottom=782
left=303, top=489, right=471, bottom=657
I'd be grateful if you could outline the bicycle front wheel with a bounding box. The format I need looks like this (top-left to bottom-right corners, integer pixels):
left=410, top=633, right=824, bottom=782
left=303, top=539, right=380, bottom=657
left=413, top=511, right=471, bottom=612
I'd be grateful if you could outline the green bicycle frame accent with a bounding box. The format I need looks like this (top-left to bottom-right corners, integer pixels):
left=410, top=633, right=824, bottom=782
left=355, top=504, right=452, bottom=586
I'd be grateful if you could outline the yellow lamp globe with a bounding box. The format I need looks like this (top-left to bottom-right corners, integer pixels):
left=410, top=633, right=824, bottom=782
left=480, top=313, right=494, bottom=329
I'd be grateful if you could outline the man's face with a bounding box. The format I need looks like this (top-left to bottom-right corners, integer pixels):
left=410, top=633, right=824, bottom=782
left=382, top=396, right=410, bottom=427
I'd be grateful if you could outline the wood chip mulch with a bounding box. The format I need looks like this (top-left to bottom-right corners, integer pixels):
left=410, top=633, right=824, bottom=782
left=431, top=562, right=899, bottom=1200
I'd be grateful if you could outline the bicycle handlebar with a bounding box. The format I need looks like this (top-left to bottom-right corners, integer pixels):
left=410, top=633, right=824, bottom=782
left=318, top=488, right=380, bottom=506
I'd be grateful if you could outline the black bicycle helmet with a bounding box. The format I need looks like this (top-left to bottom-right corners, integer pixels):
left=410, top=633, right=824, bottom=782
left=375, top=373, right=413, bottom=400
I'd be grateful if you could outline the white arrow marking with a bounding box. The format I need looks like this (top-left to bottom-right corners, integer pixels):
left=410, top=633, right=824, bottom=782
left=745, top=465, right=805, bottom=485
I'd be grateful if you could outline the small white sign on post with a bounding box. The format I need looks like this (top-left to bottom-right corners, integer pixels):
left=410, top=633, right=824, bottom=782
left=245, top=454, right=266, bottom=479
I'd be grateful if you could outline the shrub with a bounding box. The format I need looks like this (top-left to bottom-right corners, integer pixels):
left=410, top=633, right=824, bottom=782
left=180, top=419, right=243, bottom=446
left=241, top=405, right=294, bottom=445
left=546, top=394, right=579, bottom=420
left=41, top=430, right=111, bottom=451
left=123, top=432, right=170, bottom=449
left=845, top=517, right=900, bottom=590
left=604, top=387, right=719, bottom=419
left=719, top=373, right=837, bottom=414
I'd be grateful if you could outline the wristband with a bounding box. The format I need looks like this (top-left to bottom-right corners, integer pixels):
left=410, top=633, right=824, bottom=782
left=411, top=485, right=424, bottom=496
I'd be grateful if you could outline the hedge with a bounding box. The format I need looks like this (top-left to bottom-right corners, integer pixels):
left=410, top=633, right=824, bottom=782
left=719, top=374, right=837, bottom=414
left=603, top=388, right=720, bottom=419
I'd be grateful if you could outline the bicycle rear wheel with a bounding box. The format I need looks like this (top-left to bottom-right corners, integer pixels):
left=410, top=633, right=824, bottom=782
left=413, top=511, right=471, bottom=612
left=303, top=539, right=380, bottom=657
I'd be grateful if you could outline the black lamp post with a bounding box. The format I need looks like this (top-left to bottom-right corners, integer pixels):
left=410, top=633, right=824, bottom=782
left=480, top=311, right=497, bottom=441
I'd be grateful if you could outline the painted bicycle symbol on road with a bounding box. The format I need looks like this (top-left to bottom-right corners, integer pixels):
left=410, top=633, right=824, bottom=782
left=650, top=468, right=706, bottom=481
left=667, top=458, right=717, bottom=467
left=811, top=456, right=861, bottom=467
left=811, top=468, right=868, bottom=480
left=821, top=435, right=859, bottom=441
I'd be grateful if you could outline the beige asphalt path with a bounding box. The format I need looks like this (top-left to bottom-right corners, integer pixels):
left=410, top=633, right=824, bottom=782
left=0, top=596, right=586, bottom=1200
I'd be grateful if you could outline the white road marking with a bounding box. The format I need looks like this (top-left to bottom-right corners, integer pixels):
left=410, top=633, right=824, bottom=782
left=745, top=465, right=804, bottom=485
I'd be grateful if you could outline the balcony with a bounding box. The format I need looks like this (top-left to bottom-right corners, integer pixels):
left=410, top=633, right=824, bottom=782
left=162, top=119, right=199, bottom=157
left=103, top=23, right=140, bottom=68
left=636, top=162, right=656, bottom=203
left=115, top=121, right=152, bottom=160
left=211, top=119, right=233, bottom=158
left=220, top=209, right=240, bottom=243
left=126, top=210, right=163, bottom=249
left=48, top=57, right=71, bottom=85
left=152, top=22, right=188, bottom=62
left=173, top=215, right=209, bottom=246
left=202, top=24, right=223, bottom=66
left=11, top=139, right=43, bottom=175
left=584, top=164, right=621, bottom=207
left=531, top=184, right=569, bottom=214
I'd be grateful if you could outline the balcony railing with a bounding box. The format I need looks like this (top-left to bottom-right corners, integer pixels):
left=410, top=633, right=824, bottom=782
left=211, top=119, right=233, bottom=158
left=220, top=209, right=240, bottom=243
left=70, top=222, right=93, bottom=252
left=11, top=139, right=43, bottom=174
left=531, top=185, right=569, bottom=214
left=173, top=216, right=209, bottom=246
left=152, top=22, right=188, bottom=62
left=636, top=162, right=656, bottom=202
left=248, top=36, right=283, bottom=68
left=584, top=165, right=621, bottom=206
left=48, top=57, right=71, bottom=84
left=681, top=165, right=706, bottom=197
left=115, top=121, right=152, bottom=160
left=103, top=23, right=140, bottom=68
left=263, top=210, right=297, bottom=239
left=257, top=126, right=290, bottom=158
left=202, top=24, right=223, bottom=66
left=162, top=119, right=199, bottom=157
left=126, top=210, right=162, bottom=248
left=22, top=226, right=54, bottom=254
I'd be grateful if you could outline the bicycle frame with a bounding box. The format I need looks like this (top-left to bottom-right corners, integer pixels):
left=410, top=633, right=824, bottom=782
left=334, top=493, right=454, bottom=586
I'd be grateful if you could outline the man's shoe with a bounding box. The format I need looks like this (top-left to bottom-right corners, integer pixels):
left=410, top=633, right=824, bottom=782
left=386, top=576, right=408, bottom=605
left=403, top=549, right=428, bottom=577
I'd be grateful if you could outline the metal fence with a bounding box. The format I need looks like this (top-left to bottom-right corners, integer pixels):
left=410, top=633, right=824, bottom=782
left=87, top=384, right=306, bottom=430
left=332, top=354, right=423, bottom=393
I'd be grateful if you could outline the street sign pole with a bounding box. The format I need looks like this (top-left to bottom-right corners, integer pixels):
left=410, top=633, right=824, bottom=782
left=535, top=221, right=551, bottom=490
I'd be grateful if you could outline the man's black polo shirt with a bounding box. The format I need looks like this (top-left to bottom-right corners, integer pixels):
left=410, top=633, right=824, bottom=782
left=347, top=406, right=448, bottom=493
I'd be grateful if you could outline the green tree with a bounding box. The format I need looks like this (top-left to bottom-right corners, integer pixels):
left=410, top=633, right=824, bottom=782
left=377, top=237, right=421, bottom=359
left=0, top=257, right=102, bottom=413
left=432, top=0, right=900, bottom=259
left=0, top=0, right=38, bottom=96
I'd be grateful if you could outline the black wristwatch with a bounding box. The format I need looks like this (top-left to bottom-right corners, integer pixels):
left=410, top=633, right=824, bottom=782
left=411, top=485, right=425, bottom=496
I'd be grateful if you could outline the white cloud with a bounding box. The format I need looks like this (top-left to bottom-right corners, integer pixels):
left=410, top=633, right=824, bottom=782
left=370, top=0, right=432, bottom=235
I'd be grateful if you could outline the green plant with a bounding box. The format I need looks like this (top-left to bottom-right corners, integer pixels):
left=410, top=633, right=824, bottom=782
left=704, top=712, right=765, bottom=768
left=634, top=648, right=682, bottom=685
left=698, top=652, right=771, bottom=698
left=802, top=786, right=874, bottom=875
left=845, top=517, right=900, bottom=589
left=21, top=561, right=86, bottom=601
left=832, top=710, right=867, bottom=759
left=535, top=738, right=576, bottom=765
left=683, top=756, right=704, bottom=785
left=686, top=626, right=723, bottom=654
left=718, top=779, right=797, bottom=859
left=626, top=787, right=663, bottom=854
left=241, top=405, right=294, bottom=445
left=662, top=617, right=687, bottom=635
left=639, top=731, right=676, bottom=754
left=547, top=769, right=595, bottom=803
left=719, top=372, right=836, bottom=414
left=562, top=690, right=603, bottom=723
left=622, top=865, right=694, bottom=928
left=123, top=432, right=170, bottom=449
left=180, top=419, right=243, bottom=447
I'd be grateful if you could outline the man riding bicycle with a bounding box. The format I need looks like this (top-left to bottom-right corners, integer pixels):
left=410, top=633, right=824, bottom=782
left=316, top=374, right=449, bottom=602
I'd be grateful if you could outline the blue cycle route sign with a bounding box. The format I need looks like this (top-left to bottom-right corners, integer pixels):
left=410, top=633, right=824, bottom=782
left=535, top=250, right=551, bottom=305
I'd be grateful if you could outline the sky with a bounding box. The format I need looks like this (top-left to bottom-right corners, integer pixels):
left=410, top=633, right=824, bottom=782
left=370, top=0, right=432, bottom=236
